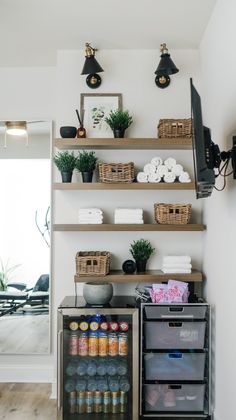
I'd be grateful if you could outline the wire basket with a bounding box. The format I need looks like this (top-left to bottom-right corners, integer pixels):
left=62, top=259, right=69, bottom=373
left=98, top=162, right=135, bottom=183
left=75, top=251, right=111, bottom=276
left=158, top=119, right=192, bottom=138
left=154, top=203, right=192, bottom=224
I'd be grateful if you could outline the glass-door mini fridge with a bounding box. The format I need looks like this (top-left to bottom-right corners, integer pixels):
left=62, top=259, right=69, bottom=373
left=57, top=296, right=139, bottom=420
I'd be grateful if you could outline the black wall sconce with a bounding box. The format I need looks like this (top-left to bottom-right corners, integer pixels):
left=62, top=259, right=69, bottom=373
left=81, top=43, right=104, bottom=89
left=155, top=43, right=179, bottom=88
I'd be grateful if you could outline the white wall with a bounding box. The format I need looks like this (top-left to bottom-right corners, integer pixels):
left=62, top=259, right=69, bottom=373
left=0, top=67, right=56, bottom=383
left=200, top=1, right=236, bottom=419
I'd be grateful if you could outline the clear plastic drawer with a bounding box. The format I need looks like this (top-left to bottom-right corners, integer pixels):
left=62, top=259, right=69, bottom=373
left=145, top=321, right=206, bottom=349
left=144, top=383, right=205, bottom=412
left=144, top=352, right=206, bottom=381
left=144, top=304, right=207, bottom=320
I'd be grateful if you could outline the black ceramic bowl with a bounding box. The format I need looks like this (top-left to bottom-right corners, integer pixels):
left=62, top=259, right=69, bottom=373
left=60, top=126, right=77, bottom=138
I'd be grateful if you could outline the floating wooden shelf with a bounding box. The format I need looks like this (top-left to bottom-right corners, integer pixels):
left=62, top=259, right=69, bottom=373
left=74, top=269, right=202, bottom=283
left=54, top=137, right=192, bottom=150
left=53, top=182, right=195, bottom=190
left=53, top=224, right=205, bottom=232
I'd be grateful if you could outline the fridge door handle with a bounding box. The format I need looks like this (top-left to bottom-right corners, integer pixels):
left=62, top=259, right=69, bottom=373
left=57, top=329, right=63, bottom=410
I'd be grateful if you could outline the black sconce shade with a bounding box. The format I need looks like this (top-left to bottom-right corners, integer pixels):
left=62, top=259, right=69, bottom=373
left=81, top=43, right=104, bottom=89
left=155, top=43, right=179, bottom=88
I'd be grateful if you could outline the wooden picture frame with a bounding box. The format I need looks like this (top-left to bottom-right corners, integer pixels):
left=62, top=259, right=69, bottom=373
left=80, top=93, right=122, bottom=138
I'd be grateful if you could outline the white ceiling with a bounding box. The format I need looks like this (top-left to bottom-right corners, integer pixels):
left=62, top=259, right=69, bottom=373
left=0, top=0, right=216, bottom=67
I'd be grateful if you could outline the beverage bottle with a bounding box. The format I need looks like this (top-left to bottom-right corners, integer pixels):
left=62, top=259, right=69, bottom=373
left=66, top=361, right=77, bottom=376
left=97, top=376, right=109, bottom=392
left=109, top=375, right=120, bottom=392
left=97, top=359, right=107, bottom=376
left=64, top=378, right=76, bottom=392
left=76, top=359, right=88, bottom=376
left=106, top=359, right=117, bottom=376
left=119, top=376, right=130, bottom=392
left=117, top=360, right=128, bottom=376
left=87, top=376, right=97, bottom=392
left=87, top=359, right=97, bottom=376
left=76, top=378, right=87, bottom=392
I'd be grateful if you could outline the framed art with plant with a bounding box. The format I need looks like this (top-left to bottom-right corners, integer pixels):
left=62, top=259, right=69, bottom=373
left=80, top=93, right=122, bottom=137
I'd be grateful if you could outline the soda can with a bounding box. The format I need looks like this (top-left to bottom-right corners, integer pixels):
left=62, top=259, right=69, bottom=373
left=118, top=333, right=128, bottom=356
left=111, top=391, right=120, bottom=414
left=98, top=331, right=108, bottom=356
left=120, top=390, right=127, bottom=413
left=78, top=332, right=89, bottom=356
left=68, top=333, right=78, bottom=356
left=77, top=391, right=86, bottom=414
left=68, top=391, right=77, bottom=414
left=85, top=391, right=94, bottom=413
left=108, top=332, right=119, bottom=356
left=103, top=391, right=111, bottom=413
left=94, top=391, right=102, bottom=413
left=89, top=332, right=98, bottom=356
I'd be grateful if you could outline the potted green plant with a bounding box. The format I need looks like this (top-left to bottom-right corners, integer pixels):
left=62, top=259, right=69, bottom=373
left=75, top=150, right=97, bottom=182
left=0, top=259, right=21, bottom=291
left=129, top=238, right=155, bottom=273
left=105, top=109, right=133, bottom=138
left=53, top=151, right=77, bottom=183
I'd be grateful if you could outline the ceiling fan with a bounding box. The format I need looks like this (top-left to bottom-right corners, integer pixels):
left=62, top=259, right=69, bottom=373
left=0, top=120, right=44, bottom=147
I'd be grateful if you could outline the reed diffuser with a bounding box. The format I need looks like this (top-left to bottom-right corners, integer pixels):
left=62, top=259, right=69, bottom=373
left=76, top=109, right=86, bottom=138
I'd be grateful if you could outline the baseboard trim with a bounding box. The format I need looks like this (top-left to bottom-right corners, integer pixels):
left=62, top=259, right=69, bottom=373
left=0, top=364, right=54, bottom=383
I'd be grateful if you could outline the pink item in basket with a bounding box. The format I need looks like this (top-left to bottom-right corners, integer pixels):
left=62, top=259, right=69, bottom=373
left=150, top=284, right=168, bottom=303
left=167, top=280, right=189, bottom=303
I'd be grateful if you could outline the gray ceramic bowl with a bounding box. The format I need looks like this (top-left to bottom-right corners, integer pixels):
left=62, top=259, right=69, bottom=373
left=60, top=126, right=77, bottom=138
left=83, top=282, right=113, bottom=305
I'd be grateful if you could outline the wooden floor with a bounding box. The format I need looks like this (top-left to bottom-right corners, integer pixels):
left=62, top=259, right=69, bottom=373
left=0, top=383, right=57, bottom=420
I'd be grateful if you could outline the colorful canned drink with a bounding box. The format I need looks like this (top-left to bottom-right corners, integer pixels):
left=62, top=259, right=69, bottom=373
left=119, top=321, right=129, bottom=332
left=68, top=391, right=77, bottom=414
left=89, top=332, right=98, bottom=356
left=109, top=321, right=119, bottom=331
left=111, top=391, right=120, bottom=414
left=77, top=391, right=86, bottom=414
left=103, top=391, right=111, bottom=413
left=94, top=391, right=102, bottom=413
left=80, top=320, right=89, bottom=331
left=100, top=321, right=109, bottom=331
left=120, top=391, right=127, bottom=413
left=78, top=332, right=88, bottom=356
left=108, top=332, right=119, bottom=356
left=118, top=333, right=128, bottom=356
left=69, top=321, right=79, bottom=331
left=85, top=391, right=94, bottom=413
left=98, top=331, right=108, bottom=356
left=90, top=321, right=99, bottom=331
left=68, top=333, right=78, bottom=356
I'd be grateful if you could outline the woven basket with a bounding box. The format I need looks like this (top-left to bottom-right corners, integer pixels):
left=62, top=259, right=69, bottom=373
left=98, top=162, right=135, bottom=183
left=158, top=119, right=192, bottom=138
left=76, top=251, right=111, bottom=276
left=154, top=203, right=192, bottom=225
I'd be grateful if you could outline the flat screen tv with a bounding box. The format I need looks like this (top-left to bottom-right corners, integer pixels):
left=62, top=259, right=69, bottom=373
left=190, top=78, right=216, bottom=198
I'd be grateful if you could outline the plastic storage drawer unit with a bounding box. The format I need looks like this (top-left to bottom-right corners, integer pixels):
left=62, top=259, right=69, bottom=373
left=144, top=321, right=206, bottom=349
left=144, top=383, right=205, bottom=412
left=144, top=352, right=206, bottom=381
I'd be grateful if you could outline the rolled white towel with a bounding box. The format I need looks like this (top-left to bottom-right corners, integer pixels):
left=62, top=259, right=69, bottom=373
left=143, top=163, right=156, bottom=175
left=156, top=165, right=169, bottom=177
left=179, top=171, right=191, bottom=183
left=79, top=208, right=103, bottom=215
left=163, top=172, right=176, bottom=183
left=171, top=164, right=183, bottom=177
left=164, top=157, right=177, bottom=170
left=151, top=156, right=163, bottom=167
left=147, top=173, right=161, bottom=183
left=163, top=256, right=191, bottom=264
left=162, top=268, right=192, bottom=274
left=137, top=172, right=148, bottom=183
left=162, top=263, right=192, bottom=269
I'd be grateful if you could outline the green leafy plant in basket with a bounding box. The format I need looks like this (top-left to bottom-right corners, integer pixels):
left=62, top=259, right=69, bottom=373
left=75, top=151, right=98, bottom=183
left=105, top=109, right=133, bottom=138
left=129, top=238, right=155, bottom=273
left=53, top=151, right=78, bottom=182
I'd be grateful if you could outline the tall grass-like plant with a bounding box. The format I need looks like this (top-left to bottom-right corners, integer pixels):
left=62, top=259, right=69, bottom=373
left=0, top=259, right=21, bottom=291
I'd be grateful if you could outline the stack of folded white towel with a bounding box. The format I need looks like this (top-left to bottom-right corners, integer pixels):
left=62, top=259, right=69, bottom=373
left=137, top=156, right=191, bottom=183
left=78, top=208, right=103, bottom=224
left=114, top=208, right=144, bottom=224
left=161, top=255, right=192, bottom=273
